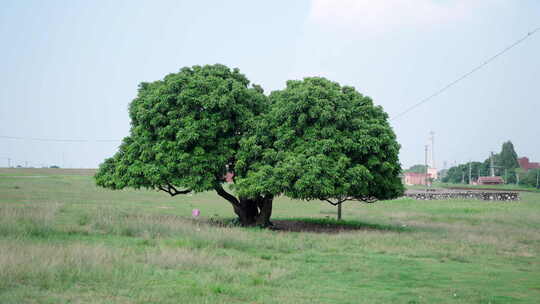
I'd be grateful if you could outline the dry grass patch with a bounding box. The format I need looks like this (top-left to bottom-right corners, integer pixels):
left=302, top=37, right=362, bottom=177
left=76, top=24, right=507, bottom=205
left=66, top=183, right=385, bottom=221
left=0, top=202, right=61, bottom=237
left=0, top=240, right=124, bottom=290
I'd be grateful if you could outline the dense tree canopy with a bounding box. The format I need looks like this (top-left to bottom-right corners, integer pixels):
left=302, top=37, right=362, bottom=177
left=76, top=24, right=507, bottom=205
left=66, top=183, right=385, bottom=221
left=497, top=141, right=519, bottom=183
left=498, top=141, right=519, bottom=170
left=441, top=162, right=486, bottom=184
left=95, top=64, right=268, bottom=224
left=518, top=168, right=540, bottom=188
left=405, top=164, right=427, bottom=174
left=96, top=66, right=404, bottom=226
left=441, top=140, right=522, bottom=184
left=234, top=77, right=403, bottom=206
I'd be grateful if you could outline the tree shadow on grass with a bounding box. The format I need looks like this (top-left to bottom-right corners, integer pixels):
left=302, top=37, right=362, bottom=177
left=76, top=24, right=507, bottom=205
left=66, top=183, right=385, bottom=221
left=268, top=218, right=414, bottom=233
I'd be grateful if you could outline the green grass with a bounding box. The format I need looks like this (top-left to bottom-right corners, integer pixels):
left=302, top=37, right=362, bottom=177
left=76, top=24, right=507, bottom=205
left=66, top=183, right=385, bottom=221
left=1, top=168, right=539, bottom=303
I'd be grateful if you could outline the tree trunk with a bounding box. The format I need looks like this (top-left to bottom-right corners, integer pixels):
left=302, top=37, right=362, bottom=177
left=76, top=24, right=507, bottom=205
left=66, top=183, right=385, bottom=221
left=235, top=198, right=259, bottom=226
left=214, top=185, right=274, bottom=227
left=236, top=196, right=273, bottom=227
left=255, top=196, right=273, bottom=227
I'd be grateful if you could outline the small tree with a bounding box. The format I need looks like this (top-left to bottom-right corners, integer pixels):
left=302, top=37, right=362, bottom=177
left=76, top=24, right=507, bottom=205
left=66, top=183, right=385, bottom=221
left=405, top=164, right=427, bottom=173
left=521, top=168, right=540, bottom=188
left=234, top=77, right=404, bottom=220
left=499, top=141, right=519, bottom=170
left=498, top=141, right=519, bottom=183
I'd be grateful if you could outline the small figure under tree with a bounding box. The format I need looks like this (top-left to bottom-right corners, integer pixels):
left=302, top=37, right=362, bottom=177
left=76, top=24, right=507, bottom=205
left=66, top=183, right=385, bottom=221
left=95, top=65, right=404, bottom=226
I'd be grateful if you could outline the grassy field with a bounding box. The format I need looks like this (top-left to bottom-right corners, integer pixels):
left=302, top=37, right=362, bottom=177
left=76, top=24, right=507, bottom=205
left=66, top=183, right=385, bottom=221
left=0, top=168, right=539, bottom=303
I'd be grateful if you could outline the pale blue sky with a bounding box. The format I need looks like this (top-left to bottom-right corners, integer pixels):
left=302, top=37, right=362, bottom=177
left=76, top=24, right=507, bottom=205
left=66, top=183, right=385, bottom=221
left=1, top=0, right=539, bottom=169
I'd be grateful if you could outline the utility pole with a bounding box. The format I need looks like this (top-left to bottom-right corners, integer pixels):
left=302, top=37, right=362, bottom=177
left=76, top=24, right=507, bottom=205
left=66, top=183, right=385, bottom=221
left=7, top=158, right=11, bottom=168
left=468, top=162, right=472, bottom=185
left=429, top=131, right=435, bottom=169
left=425, top=145, right=429, bottom=189
left=490, top=152, right=495, bottom=177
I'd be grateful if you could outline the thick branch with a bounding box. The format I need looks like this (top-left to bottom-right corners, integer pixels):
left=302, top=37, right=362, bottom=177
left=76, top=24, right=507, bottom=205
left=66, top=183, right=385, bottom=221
left=157, top=183, right=191, bottom=196
left=324, top=199, right=341, bottom=206
left=362, top=197, right=378, bottom=203
left=214, top=184, right=240, bottom=207
left=353, top=197, right=378, bottom=203
left=323, top=196, right=378, bottom=206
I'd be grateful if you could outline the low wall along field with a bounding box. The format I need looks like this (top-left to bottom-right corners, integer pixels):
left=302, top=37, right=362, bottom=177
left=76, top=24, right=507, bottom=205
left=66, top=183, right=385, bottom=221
left=405, top=191, right=520, bottom=201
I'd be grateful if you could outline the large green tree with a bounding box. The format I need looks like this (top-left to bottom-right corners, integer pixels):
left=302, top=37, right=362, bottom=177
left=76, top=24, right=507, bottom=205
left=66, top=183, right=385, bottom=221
left=234, top=77, right=403, bottom=217
left=96, top=69, right=404, bottom=226
left=95, top=64, right=269, bottom=225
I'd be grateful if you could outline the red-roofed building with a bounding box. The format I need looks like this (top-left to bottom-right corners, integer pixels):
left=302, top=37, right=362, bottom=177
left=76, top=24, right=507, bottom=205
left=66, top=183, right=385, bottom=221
left=518, top=157, right=540, bottom=172
left=477, top=176, right=504, bottom=185
left=403, top=172, right=430, bottom=185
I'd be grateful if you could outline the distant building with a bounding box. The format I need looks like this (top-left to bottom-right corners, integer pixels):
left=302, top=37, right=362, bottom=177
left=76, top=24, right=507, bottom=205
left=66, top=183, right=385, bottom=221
left=518, top=157, right=540, bottom=172
left=477, top=176, right=504, bottom=185
left=403, top=172, right=430, bottom=185
left=427, top=167, right=438, bottom=180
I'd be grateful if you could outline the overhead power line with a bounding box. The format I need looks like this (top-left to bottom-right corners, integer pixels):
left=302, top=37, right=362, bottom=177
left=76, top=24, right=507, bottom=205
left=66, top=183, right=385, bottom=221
left=0, top=135, right=120, bottom=143
left=391, top=27, right=540, bottom=121
left=2, top=27, right=539, bottom=141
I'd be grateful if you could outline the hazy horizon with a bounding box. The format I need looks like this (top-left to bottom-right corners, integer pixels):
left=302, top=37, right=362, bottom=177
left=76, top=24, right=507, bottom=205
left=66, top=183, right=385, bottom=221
left=1, top=0, right=539, bottom=169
